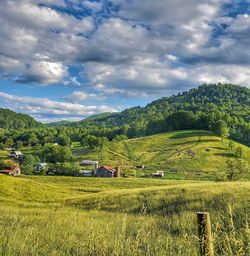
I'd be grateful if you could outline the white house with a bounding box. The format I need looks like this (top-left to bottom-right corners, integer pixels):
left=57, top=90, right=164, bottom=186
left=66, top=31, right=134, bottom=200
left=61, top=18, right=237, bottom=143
left=9, top=151, right=23, bottom=160
left=34, top=163, right=48, bottom=173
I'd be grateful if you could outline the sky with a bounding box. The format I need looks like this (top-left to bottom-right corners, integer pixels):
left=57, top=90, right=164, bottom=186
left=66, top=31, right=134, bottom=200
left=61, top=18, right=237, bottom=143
left=0, top=0, right=250, bottom=122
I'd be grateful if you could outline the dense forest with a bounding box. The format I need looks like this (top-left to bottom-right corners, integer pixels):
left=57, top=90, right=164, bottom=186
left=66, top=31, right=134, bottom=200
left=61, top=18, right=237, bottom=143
left=51, top=83, right=250, bottom=145
left=0, top=84, right=249, bottom=149
left=0, top=108, right=42, bottom=129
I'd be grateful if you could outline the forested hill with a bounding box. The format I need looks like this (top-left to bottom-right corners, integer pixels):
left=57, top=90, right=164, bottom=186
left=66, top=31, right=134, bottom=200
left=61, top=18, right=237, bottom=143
left=0, top=108, right=41, bottom=129
left=54, top=83, right=250, bottom=145
left=80, top=83, right=250, bottom=126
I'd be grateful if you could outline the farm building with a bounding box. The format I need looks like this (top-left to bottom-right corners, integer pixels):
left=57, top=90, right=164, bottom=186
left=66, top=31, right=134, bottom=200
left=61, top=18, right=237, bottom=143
left=152, top=171, right=164, bottom=178
left=79, top=170, right=93, bottom=177
left=80, top=160, right=99, bottom=168
left=0, top=166, right=21, bottom=176
left=95, top=166, right=120, bottom=178
left=136, top=165, right=145, bottom=169
left=34, top=163, right=48, bottom=173
left=9, top=151, right=23, bottom=160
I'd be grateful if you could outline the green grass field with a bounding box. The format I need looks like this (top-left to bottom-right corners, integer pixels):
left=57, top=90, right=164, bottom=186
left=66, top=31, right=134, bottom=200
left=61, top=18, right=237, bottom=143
left=81, top=130, right=250, bottom=180
left=0, top=175, right=249, bottom=255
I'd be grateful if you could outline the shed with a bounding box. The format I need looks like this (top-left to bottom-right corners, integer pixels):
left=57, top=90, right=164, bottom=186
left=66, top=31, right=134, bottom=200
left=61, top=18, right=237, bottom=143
left=0, top=166, right=21, bottom=176
left=95, top=166, right=115, bottom=177
left=152, top=171, right=164, bottom=178
left=34, top=163, right=48, bottom=173
left=80, top=160, right=99, bottom=168
left=9, top=151, right=23, bottom=159
left=95, top=166, right=120, bottom=178
left=79, top=170, right=94, bottom=177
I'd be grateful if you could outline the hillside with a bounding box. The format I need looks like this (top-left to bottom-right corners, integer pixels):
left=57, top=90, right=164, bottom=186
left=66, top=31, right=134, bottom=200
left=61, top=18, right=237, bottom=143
left=77, top=130, right=250, bottom=180
left=80, top=83, right=250, bottom=126
left=0, top=108, right=41, bottom=129
left=49, top=84, right=250, bottom=145
left=0, top=175, right=249, bottom=255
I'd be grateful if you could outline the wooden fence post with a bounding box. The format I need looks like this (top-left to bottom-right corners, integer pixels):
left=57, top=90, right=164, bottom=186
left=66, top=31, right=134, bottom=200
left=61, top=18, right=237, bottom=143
left=197, top=212, right=214, bottom=256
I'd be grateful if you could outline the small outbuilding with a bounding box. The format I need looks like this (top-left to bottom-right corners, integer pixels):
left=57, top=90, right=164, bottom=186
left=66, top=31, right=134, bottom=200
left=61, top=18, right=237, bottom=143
left=136, top=165, right=145, bottom=169
left=95, top=166, right=120, bottom=178
left=34, top=163, right=48, bottom=173
left=80, top=160, right=99, bottom=169
left=152, top=171, right=164, bottom=178
left=9, top=151, right=23, bottom=160
left=0, top=166, right=21, bottom=176
left=79, top=170, right=94, bottom=177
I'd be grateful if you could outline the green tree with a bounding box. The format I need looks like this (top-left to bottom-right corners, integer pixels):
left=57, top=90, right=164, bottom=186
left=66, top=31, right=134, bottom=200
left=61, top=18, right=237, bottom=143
left=226, top=159, right=249, bottom=181
left=235, top=147, right=244, bottom=158
left=0, top=143, right=5, bottom=149
left=57, top=134, right=71, bottom=146
left=5, top=138, right=14, bottom=148
left=16, top=140, right=23, bottom=150
left=22, top=155, right=40, bottom=175
left=113, top=135, right=128, bottom=141
left=228, top=139, right=234, bottom=150
left=213, top=120, right=230, bottom=141
left=41, top=144, right=73, bottom=163
left=28, top=133, right=39, bottom=146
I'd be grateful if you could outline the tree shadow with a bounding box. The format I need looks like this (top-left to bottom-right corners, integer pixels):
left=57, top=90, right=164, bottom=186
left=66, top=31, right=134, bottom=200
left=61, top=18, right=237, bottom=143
left=211, top=147, right=225, bottom=150
left=213, top=153, right=235, bottom=157
left=169, top=131, right=214, bottom=139
left=173, top=139, right=218, bottom=146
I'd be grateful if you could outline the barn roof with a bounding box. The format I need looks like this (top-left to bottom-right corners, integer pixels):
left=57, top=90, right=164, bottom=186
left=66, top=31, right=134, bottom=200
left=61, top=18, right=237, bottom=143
left=10, top=151, right=23, bottom=156
left=101, top=166, right=115, bottom=172
left=0, top=166, right=19, bottom=173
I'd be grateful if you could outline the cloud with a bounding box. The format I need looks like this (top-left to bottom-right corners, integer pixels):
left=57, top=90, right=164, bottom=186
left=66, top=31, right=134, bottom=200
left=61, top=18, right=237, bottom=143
left=61, top=91, right=98, bottom=102
left=0, top=92, right=118, bottom=122
left=187, top=64, right=250, bottom=86
left=82, top=0, right=103, bottom=12
left=0, top=0, right=94, bottom=84
left=16, top=61, right=68, bottom=84
left=0, top=0, right=250, bottom=119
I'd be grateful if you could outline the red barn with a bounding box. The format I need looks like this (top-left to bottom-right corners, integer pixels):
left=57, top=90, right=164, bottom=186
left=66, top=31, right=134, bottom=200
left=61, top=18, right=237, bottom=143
left=0, top=166, right=21, bottom=176
left=95, top=166, right=120, bottom=178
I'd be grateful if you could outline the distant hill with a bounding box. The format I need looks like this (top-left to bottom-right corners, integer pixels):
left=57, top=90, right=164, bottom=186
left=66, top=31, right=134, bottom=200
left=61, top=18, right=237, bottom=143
left=78, top=83, right=250, bottom=126
left=0, top=108, right=42, bottom=129
left=47, top=120, right=72, bottom=127
left=51, top=84, right=250, bottom=128
left=50, top=84, right=250, bottom=145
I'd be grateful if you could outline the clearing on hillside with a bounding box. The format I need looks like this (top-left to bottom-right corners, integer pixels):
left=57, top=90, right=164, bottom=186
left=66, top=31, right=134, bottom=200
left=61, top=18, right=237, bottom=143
left=78, top=130, right=250, bottom=180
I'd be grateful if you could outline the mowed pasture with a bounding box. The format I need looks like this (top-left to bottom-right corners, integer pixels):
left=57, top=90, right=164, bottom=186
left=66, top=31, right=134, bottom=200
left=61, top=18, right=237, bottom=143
left=81, top=130, right=250, bottom=180
left=0, top=175, right=249, bottom=256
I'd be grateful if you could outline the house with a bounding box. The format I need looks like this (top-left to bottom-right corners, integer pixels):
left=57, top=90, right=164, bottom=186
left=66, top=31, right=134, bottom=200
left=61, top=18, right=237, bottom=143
left=79, top=170, right=94, bottom=177
left=0, top=166, right=21, bottom=176
left=9, top=151, right=23, bottom=160
left=136, top=165, right=145, bottom=169
left=80, top=160, right=99, bottom=169
left=152, top=171, right=164, bottom=178
left=34, top=163, right=48, bottom=173
left=95, top=166, right=120, bottom=178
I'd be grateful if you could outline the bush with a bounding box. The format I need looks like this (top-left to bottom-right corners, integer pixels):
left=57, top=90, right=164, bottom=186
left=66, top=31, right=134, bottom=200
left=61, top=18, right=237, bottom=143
left=53, top=162, right=81, bottom=176
left=40, top=144, right=73, bottom=163
left=22, top=155, right=40, bottom=175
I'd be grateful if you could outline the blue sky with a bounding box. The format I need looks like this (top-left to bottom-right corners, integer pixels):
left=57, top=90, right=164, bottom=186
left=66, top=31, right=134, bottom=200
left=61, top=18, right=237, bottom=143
left=0, top=0, right=249, bottom=122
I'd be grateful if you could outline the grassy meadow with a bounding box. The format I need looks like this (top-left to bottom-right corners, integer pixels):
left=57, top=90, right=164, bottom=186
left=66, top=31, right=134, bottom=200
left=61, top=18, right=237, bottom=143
left=0, top=175, right=249, bottom=255
left=79, top=130, right=250, bottom=180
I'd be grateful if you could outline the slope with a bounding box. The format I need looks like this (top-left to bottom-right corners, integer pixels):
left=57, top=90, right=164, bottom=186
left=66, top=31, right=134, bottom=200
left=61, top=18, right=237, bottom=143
left=0, top=108, right=42, bottom=129
left=81, top=130, right=250, bottom=179
left=0, top=175, right=249, bottom=255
